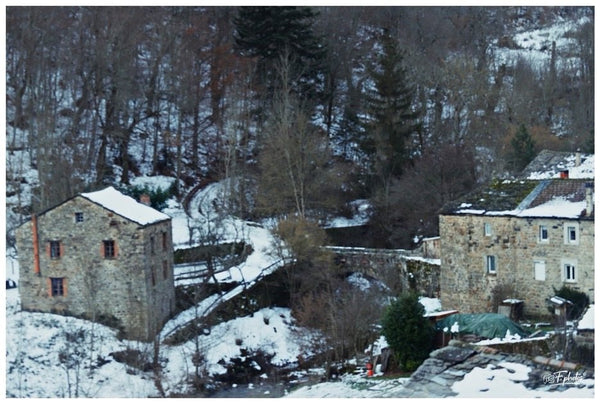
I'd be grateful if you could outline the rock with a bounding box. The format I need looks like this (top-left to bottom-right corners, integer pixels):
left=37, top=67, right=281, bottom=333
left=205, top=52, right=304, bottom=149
left=430, top=346, right=476, bottom=365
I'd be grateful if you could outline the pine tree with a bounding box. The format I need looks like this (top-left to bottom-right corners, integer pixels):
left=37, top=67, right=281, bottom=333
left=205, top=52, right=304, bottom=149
left=510, top=124, right=536, bottom=172
left=363, top=30, right=421, bottom=187
left=380, top=292, right=434, bottom=372
left=233, top=6, right=325, bottom=102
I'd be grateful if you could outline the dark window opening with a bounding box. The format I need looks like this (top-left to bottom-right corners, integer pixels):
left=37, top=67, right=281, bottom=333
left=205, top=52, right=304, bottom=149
left=50, top=241, right=61, bottom=259
left=51, top=277, right=65, bottom=296
left=103, top=240, right=115, bottom=258
left=75, top=212, right=84, bottom=223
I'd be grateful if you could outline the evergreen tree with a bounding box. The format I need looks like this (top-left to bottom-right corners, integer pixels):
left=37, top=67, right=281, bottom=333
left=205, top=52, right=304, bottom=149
left=510, top=124, right=536, bottom=172
left=363, top=30, right=421, bottom=187
left=380, top=292, right=434, bottom=372
left=233, top=6, right=325, bottom=102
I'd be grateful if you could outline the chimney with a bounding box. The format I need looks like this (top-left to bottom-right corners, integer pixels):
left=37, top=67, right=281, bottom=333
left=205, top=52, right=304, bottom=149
left=140, top=194, right=151, bottom=206
left=575, top=150, right=581, bottom=167
left=585, top=182, right=594, bottom=216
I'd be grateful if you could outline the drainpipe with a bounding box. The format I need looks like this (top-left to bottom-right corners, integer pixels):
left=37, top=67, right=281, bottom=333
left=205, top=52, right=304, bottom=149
left=32, top=214, right=41, bottom=275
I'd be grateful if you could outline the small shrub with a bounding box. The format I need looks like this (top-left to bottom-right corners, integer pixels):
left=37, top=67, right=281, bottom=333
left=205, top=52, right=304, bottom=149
left=118, top=183, right=175, bottom=211
left=380, top=292, right=435, bottom=372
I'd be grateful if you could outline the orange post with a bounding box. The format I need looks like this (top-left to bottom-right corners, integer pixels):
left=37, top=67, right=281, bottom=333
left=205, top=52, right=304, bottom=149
left=366, top=362, right=374, bottom=377
left=32, top=215, right=40, bottom=275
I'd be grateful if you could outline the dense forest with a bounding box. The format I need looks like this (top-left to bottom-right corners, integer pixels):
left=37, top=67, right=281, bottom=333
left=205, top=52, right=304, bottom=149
left=6, top=6, right=594, bottom=248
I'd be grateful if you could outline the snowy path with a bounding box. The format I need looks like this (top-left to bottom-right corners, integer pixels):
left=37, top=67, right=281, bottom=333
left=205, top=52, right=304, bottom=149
left=160, top=180, right=291, bottom=342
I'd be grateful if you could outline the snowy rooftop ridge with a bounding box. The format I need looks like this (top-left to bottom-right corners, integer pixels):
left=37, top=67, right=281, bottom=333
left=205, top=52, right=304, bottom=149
left=521, top=150, right=594, bottom=180
left=81, top=186, right=170, bottom=226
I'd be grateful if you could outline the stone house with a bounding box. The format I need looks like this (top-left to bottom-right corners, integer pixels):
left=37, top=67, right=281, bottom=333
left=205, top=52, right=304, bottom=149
left=15, top=186, right=176, bottom=341
left=439, top=171, right=594, bottom=318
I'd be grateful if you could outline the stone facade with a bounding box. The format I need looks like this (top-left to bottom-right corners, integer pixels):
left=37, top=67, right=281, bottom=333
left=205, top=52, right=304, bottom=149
left=439, top=214, right=594, bottom=318
left=16, top=190, right=176, bottom=341
left=328, top=247, right=441, bottom=297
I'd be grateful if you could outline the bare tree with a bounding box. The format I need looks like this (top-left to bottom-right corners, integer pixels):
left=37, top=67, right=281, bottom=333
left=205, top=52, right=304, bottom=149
left=256, top=52, right=341, bottom=219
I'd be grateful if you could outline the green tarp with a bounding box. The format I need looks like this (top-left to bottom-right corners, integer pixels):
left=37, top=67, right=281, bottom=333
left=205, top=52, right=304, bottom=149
left=435, top=313, right=530, bottom=339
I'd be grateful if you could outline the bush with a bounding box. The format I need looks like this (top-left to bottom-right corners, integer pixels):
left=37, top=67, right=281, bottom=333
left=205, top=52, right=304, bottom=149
left=119, top=183, right=176, bottom=211
left=553, top=285, right=590, bottom=320
left=381, top=292, right=434, bottom=371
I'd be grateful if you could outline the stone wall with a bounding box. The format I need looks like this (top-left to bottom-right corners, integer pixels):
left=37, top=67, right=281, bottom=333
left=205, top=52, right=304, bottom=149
left=16, top=196, right=175, bottom=341
left=328, top=247, right=441, bottom=297
left=439, top=214, right=594, bottom=318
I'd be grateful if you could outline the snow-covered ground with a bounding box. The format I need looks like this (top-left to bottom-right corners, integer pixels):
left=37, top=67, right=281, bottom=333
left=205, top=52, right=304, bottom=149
left=495, top=14, right=592, bottom=73
left=4, top=178, right=303, bottom=398
left=3, top=177, right=595, bottom=398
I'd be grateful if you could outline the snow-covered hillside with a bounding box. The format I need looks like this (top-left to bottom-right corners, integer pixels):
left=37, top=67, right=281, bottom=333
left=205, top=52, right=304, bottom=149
left=3, top=7, right=596, bottom=398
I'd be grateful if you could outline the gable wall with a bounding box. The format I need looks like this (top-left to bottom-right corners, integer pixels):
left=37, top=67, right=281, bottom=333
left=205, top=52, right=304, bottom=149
left=16, top=196, right=175, bottom=341
left=439, top=214, right=594, bottom=318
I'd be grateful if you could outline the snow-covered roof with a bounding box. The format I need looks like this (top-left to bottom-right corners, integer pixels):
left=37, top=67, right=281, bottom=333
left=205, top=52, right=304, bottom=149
left=80, top=186, right=170, bottom=226
left=521, top=150, right=594, bottom=180
left=443, top=178, right=593, bottom=220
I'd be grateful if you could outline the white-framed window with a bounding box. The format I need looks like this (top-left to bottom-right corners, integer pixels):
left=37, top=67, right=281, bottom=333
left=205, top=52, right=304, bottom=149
left=484, top=222, right=492, bottom=236
left=485, top=255, right=497, bottom=274
left=534, top=260, right=546, bottom=281
left=564, top=223, right=579, bottom=245
left=561, top=258, right=577, bottom=283
left=538, top=225, right=549, bottom=243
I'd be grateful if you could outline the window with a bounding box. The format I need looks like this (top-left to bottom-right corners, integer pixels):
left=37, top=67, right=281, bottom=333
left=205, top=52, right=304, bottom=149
left=75, top=212, right=84, bottom=223
left=151, top=266, right=156, bottom=287
left=564, top=263, right=576, bottom=282
left=50, top=277, right=65, bottom=296
left=162, top=232, right=168, bottom=251
left=538, top=225, right=548, bottom=242
left=561, top=258, right=577, bottom=283
left=103, top=240, right=116, bottom=258
left=534, top=260, right=546, bottom=281
left=564, top=224, right=579, bottom=245
left=484, top=223, right=492, bottom=236
left=150, top=236, right=155, bottom=254
left=486, top=255, right=497, bottom=274
left=163, top=260, right=168, bottom=280
left=50, top=241, right=61, bottom=259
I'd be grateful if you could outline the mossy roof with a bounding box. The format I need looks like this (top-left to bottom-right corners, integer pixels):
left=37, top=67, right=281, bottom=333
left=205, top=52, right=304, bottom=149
left=440, top=178, right=593, bottom=219
left=440, top=179, right=539, bottom=214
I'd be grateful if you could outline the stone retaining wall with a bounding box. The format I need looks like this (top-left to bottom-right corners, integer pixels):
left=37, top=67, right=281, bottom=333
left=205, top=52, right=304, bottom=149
left=327, top=247, right=441, bottom=297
